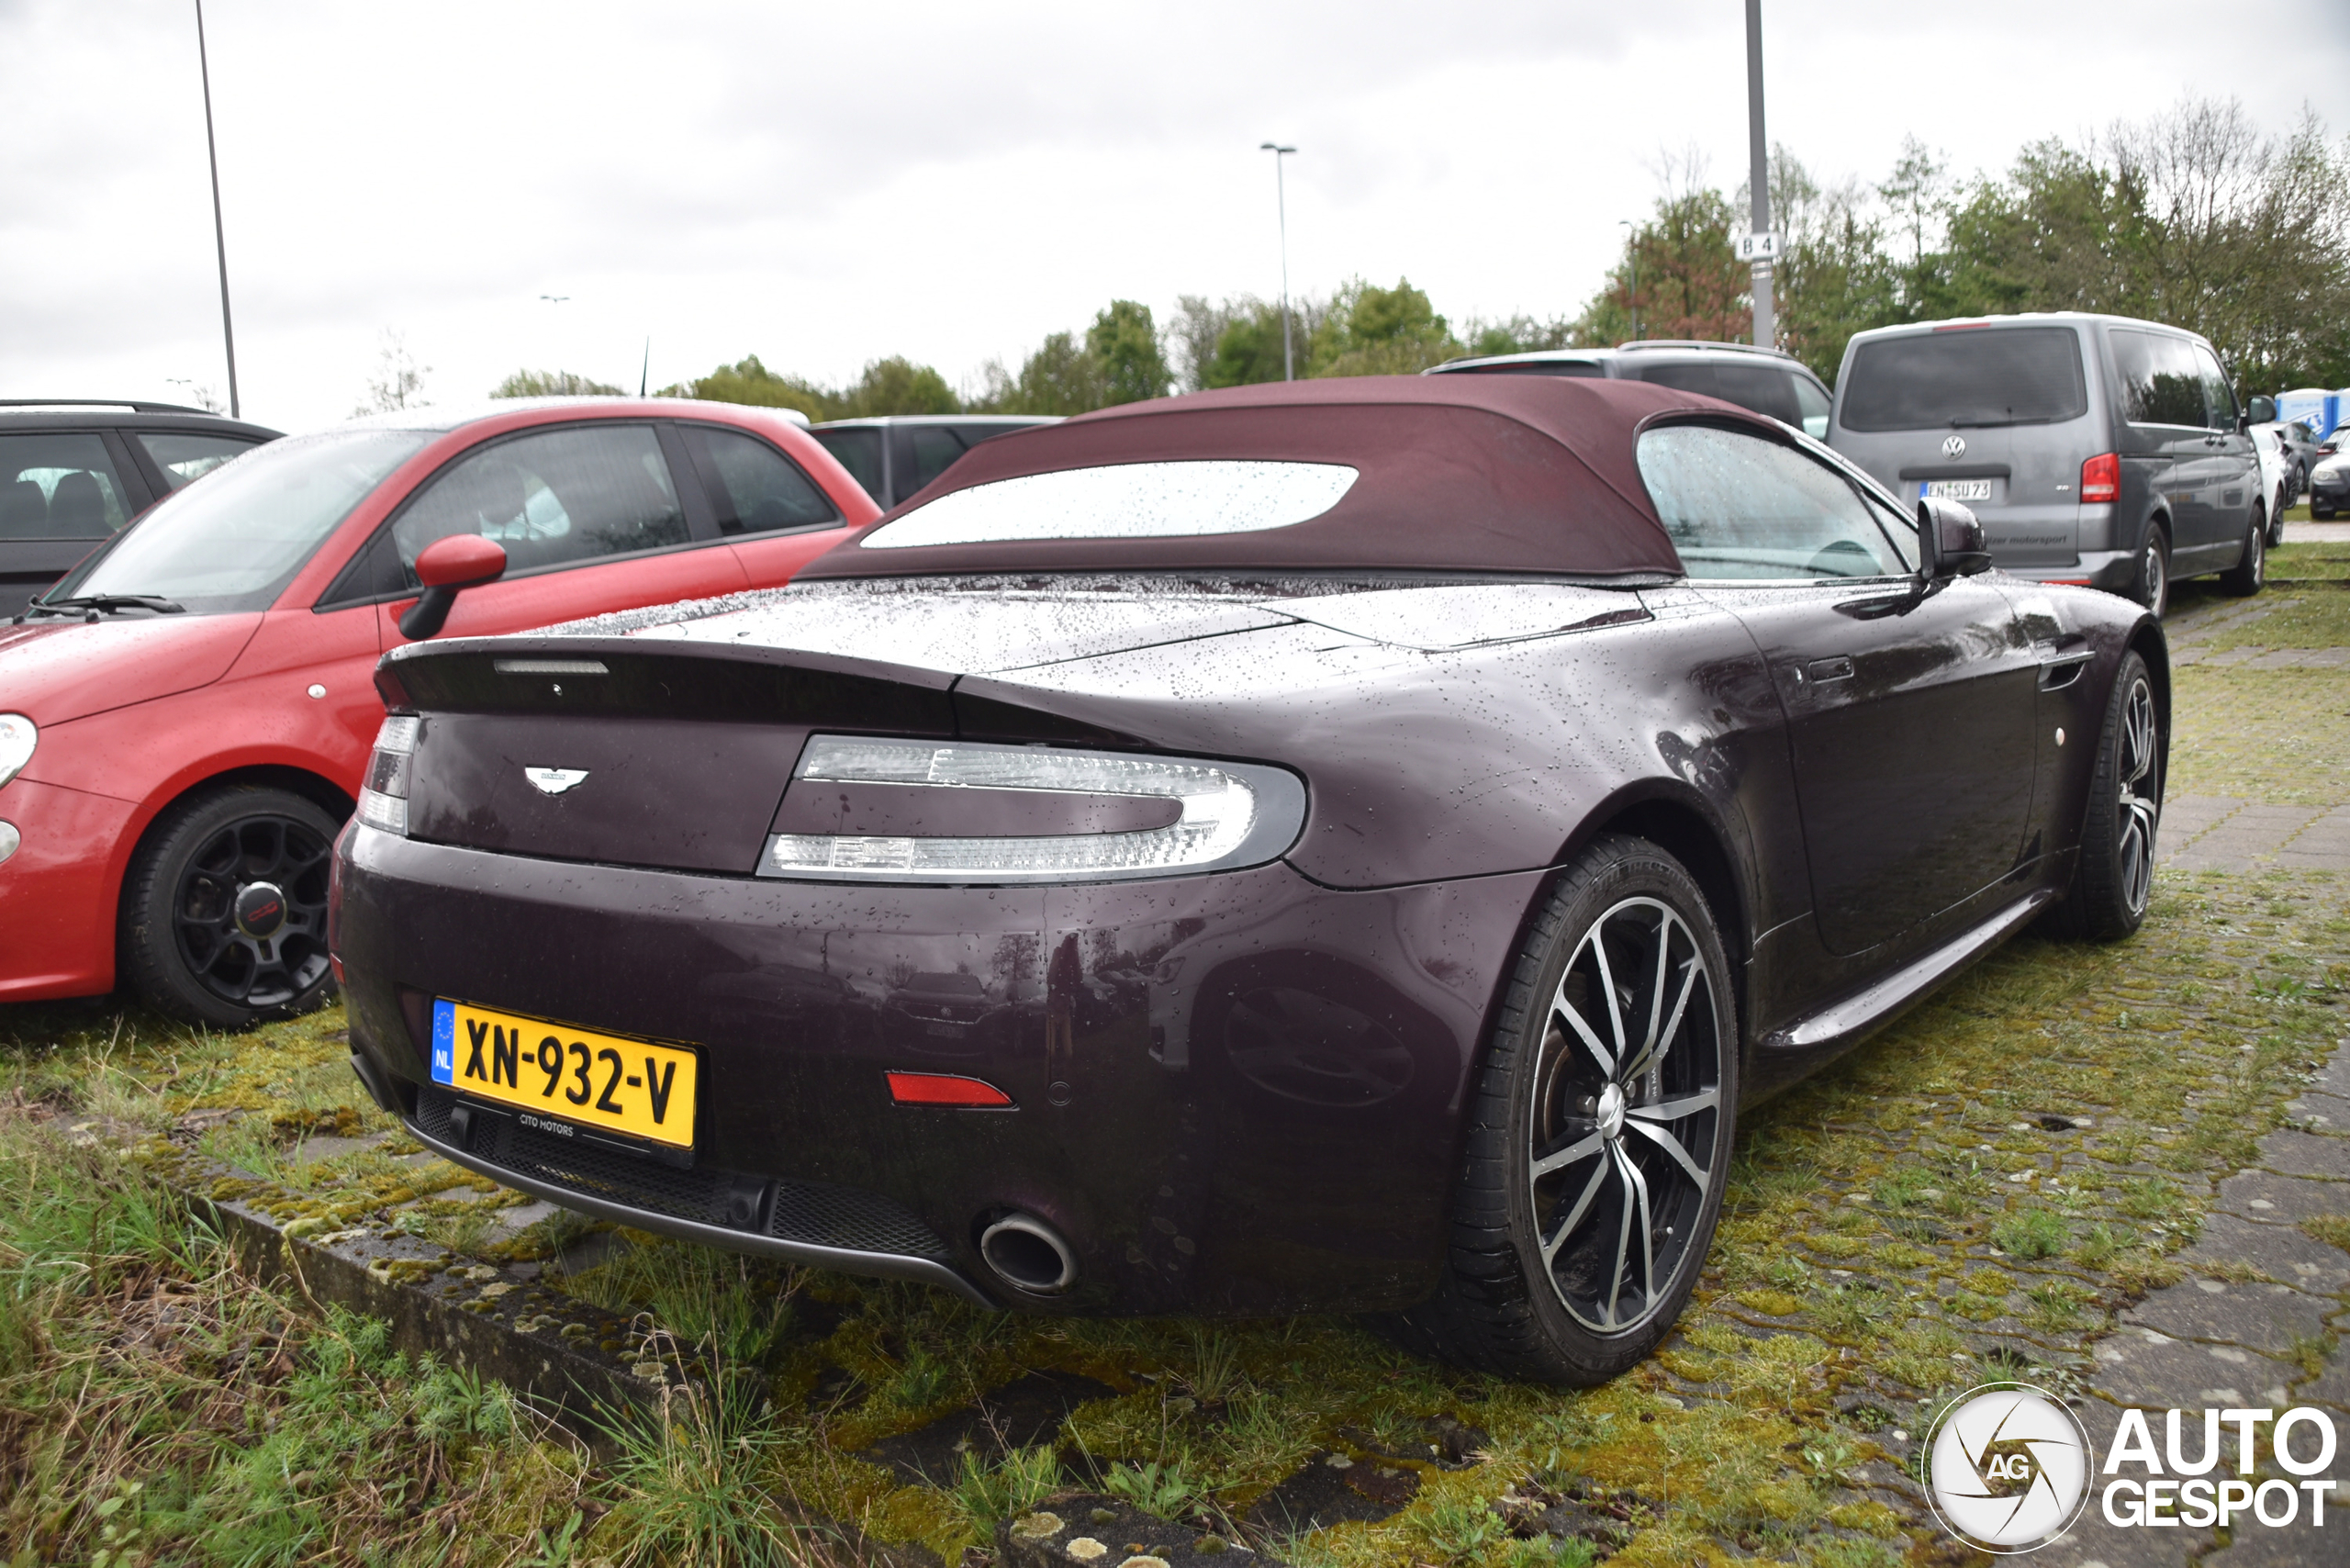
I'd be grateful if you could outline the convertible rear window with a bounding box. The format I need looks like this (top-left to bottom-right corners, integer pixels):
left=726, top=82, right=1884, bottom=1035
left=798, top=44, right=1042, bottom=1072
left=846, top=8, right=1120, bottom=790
left=1637, top=424, right=1914, bottom=579
left=859, top=460, right=1359, bottom=549
left=1840, top=326, right=2087, bottom=431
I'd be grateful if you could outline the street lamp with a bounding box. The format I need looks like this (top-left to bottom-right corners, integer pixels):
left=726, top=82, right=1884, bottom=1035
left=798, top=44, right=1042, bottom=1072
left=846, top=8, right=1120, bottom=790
left=1619, top=219, right=1640, bottom=342
left=1259, top=142, right=1298, bottom=381
left=194, top=0, right=239, bottom=418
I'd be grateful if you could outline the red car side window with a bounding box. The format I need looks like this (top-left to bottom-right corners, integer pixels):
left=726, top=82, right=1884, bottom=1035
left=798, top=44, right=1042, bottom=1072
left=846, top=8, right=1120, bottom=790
left=389, top=424, right=688, bottom=586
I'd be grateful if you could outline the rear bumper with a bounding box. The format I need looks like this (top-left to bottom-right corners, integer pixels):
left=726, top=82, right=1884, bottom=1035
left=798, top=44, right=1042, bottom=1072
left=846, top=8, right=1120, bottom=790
left=0, top=778, right=132, bottom=1002
left=335, top=824, right=1543, bottom=1316
left=1999, top=549, right=2136, bottom=596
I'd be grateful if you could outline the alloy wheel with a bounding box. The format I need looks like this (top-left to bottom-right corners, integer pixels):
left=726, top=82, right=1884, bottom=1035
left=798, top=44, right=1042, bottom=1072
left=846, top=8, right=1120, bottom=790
left=2115, top=678, right=2160, bottom=918
left=171, top=812, right=333, bottom=1009
left=1526, top=896, right=1725, bottom=1333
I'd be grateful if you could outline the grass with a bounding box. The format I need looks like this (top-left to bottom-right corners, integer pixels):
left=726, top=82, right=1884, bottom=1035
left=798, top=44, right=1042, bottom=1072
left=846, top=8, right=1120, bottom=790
left=2, top=590, right=2345, bottom=1566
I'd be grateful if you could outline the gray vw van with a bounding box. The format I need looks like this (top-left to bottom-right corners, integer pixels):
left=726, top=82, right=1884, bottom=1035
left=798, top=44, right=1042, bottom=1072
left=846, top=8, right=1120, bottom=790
left=1827, top=313, right=2267, bottom=613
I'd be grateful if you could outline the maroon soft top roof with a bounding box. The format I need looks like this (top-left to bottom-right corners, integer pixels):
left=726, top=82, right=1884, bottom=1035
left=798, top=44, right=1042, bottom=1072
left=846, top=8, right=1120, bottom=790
left=797, top=375, right=1776, bottom=581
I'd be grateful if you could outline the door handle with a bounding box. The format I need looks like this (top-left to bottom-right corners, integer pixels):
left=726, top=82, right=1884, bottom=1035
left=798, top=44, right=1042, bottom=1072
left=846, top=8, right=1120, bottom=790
left=1803, top=656, right=1855, bottom=683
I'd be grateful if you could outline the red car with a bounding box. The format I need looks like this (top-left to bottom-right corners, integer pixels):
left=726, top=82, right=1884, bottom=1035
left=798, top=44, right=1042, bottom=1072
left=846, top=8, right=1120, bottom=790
left=0, top=398, right=878, bottom=1025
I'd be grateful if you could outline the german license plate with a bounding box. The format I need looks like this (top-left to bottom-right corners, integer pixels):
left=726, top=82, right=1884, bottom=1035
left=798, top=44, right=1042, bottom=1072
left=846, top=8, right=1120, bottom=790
left=430, top=999, right=699, bottom=1148
left=1920, top=479, right=1993, bottom=502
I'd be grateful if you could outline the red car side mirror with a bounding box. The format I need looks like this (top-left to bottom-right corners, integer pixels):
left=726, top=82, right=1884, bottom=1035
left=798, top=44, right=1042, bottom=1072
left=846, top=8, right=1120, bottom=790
left=398, top=535, right=507, bottom=640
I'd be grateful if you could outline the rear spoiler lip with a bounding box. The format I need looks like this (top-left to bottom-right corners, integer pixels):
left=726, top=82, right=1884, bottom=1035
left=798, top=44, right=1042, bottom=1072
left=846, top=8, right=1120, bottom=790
left=373, top=633, right=1153, bottom=751
left=382, top=631, right=959, bottom=695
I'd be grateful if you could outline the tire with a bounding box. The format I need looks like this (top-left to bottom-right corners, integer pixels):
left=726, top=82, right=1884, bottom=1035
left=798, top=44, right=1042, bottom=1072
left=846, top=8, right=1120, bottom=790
left=2220, top=514, right=2266, bottom=597
left=1386, top=835, right=1738, bottom=1384
left=2134, top=527, right=2170, bottom=617
left=2053, top=652, right=2161, bottom=943
left=2270, top=487, right=2289, bottom=546
left=119, top=784, right=341, bottom=1028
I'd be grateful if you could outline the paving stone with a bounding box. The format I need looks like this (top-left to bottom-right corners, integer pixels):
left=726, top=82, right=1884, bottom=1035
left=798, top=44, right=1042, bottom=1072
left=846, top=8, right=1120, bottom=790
left=2177, top=1213, right=2350, bottom=1293
left=2122, top=1280, right=2337, bottom=1357
left=487, top=1199, right=560, bottom=1238
left=2088, top=1329, right=2302, bottom=1410
left=2215, top=1170, right=2350, bottom=1226
left=2315, top=1052, right=2350, bottom=1103
left=2294, top=1354, right=2350, bottom=1409
left=1244, top=1451, right=1421, bottom=1534
left=862, top=1371, right=1119, bottom=1485
left=2281, top=1091, right=2350, bottom=1131
left=288, top=1132, right=386, bottom=1165
left=1001, top=1492, right=1284, bottom=1568
left=2255, top=1129, right=2350, bottom=1182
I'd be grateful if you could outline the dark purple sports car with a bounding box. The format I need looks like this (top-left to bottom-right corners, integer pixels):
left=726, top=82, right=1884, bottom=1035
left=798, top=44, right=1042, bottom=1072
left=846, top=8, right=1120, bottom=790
left=332, top=375, right=2165, bottom=1383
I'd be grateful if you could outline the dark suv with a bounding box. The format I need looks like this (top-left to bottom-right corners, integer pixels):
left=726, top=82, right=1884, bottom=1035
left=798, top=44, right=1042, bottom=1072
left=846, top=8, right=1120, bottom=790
left=2, top=401, right=281, bottom=617
left=809, top=415, right=1058, bottom=510
left=1426, top=341, right=1835, bottom=437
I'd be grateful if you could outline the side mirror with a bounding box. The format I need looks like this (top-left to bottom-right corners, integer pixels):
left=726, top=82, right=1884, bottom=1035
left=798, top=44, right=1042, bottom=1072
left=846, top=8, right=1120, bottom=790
left=2246, top=395, right=2277, bottom=425
left=1918, top=497, right=1991, bottom=579
left=398, top=534, right=507, bottom=640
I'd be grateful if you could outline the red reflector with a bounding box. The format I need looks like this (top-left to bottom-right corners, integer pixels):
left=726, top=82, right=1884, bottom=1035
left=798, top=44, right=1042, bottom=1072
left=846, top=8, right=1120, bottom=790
left=2080, top=452, right=2120, bottom=503
left=330, top=954, right=345, bottom=985
left=2047, top=578, right=2091, bottom=586
left=887, top=1070, right=1013, bottom=1107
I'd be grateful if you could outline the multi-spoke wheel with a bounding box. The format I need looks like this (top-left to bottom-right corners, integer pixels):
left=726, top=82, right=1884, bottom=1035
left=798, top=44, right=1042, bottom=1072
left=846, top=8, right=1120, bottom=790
left=1388, top=835, right=1737, bottom=1384
left=2050, top=651, right=2162, bottom=943
left=120, top=784, right=342, bottom=1027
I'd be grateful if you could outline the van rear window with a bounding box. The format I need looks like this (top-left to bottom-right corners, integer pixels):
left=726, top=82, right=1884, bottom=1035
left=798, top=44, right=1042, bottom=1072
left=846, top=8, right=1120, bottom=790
left=1840, top=326, right=2087, bottom=431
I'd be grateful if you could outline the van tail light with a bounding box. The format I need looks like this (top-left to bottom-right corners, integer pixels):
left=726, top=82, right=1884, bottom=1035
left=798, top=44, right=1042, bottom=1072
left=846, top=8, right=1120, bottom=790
left=2080, top=453, right=2120, bottom=504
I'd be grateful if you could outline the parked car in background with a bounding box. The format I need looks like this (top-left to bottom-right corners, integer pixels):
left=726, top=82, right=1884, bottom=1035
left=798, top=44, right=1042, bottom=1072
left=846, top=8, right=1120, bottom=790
left=1, top=400, right=281, bottom=619
left=336, top=375, right=2165, bottom=1383
left=2310, top=450, right=2350, bottom=518
left=0, top=398, right=877, bottom=1025
left=1427, top=341, right=1836, bottom=437
left=2252, top=424, right=2295, bottom=545
left=2258, top=417, right=2322, bottom=497
left=1828, top=313, right=2266, bottom=614
left=809, top=415, right=1059, bottom=510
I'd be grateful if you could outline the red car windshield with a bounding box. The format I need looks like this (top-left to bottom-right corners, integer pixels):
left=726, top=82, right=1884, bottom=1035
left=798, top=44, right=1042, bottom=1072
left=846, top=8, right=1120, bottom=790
left=44, top=428, right=431, bottom=615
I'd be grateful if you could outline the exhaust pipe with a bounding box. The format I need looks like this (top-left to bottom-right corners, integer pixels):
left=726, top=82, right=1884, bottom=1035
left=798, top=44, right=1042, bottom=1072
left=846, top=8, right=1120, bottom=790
left=979, top=1212, right=1077, bottom=1295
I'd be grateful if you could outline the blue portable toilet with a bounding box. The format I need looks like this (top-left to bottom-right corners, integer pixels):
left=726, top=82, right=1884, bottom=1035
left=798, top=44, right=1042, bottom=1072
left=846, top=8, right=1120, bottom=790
left=2277, top=387, right=2350, bottom=436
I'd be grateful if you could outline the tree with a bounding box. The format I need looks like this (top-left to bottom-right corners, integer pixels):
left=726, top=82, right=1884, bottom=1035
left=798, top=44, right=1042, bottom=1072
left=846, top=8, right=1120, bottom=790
left=999, top=331, right=1105, bottom=415
left=354, top=330, right=430, bottom=417
left=1460, top=315, right=1572, bottom=358
left=1310, top=277, right=1461, bottom=376
left=1759, top=145, right=1906, bottom=383
left=680, top=354, right=837, bottom=420
left=836, top=356, right=959, bottom=418
left=979, top=300, right=1173, bottom=414
left=490, top=368, right=623, bottom=398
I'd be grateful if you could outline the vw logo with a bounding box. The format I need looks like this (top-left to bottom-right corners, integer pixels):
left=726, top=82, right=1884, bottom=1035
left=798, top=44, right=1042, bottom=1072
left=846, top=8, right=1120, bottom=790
left=524, top=767, right=590, bottom=796
left=1924, top=1383, right=2093, bottom=1552
left=1943, top=434, right=1968, bottom=460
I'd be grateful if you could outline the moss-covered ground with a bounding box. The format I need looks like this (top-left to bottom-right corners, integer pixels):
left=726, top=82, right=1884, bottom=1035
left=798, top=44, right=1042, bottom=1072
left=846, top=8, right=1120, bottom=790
left=4, top=577, right=2346, bottom=1567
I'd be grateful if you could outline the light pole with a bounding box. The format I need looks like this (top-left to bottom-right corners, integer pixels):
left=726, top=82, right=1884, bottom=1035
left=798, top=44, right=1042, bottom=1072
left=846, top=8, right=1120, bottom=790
left=1746, top=0, right=1774, bottom=349
left=1619, top=218, right=1640, bottom=342
left=194, top=0, right=239, bottom=418
left=1259, top=142, right=1297, bottom=381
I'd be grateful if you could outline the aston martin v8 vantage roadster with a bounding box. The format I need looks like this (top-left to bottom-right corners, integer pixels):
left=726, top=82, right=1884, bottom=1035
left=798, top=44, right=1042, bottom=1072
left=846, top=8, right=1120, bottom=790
left=332, top=375, right=2166, bottom=1383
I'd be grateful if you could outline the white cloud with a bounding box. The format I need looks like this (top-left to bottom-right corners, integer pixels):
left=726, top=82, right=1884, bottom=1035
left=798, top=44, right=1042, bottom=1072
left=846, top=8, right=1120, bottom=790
left=3, top=0, right=2344, bottom=430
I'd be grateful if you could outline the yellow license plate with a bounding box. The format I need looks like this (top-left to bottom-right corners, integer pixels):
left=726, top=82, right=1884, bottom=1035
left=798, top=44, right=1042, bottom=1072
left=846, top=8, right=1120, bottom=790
left=429, top=999, right=699, bottom=1148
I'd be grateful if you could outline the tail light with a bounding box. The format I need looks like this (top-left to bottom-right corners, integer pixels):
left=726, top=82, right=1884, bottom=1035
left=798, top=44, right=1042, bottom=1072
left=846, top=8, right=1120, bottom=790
left=356, top=714, right=418, bottom=836
left=2080, top=453, right=2119, bottom=504
left=760, top=736, right=1305, bottom=884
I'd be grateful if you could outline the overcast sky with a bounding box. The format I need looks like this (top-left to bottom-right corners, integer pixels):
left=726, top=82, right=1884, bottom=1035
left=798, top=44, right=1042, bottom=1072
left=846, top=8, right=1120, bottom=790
left=5, top=0, right=2349, bottom=433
